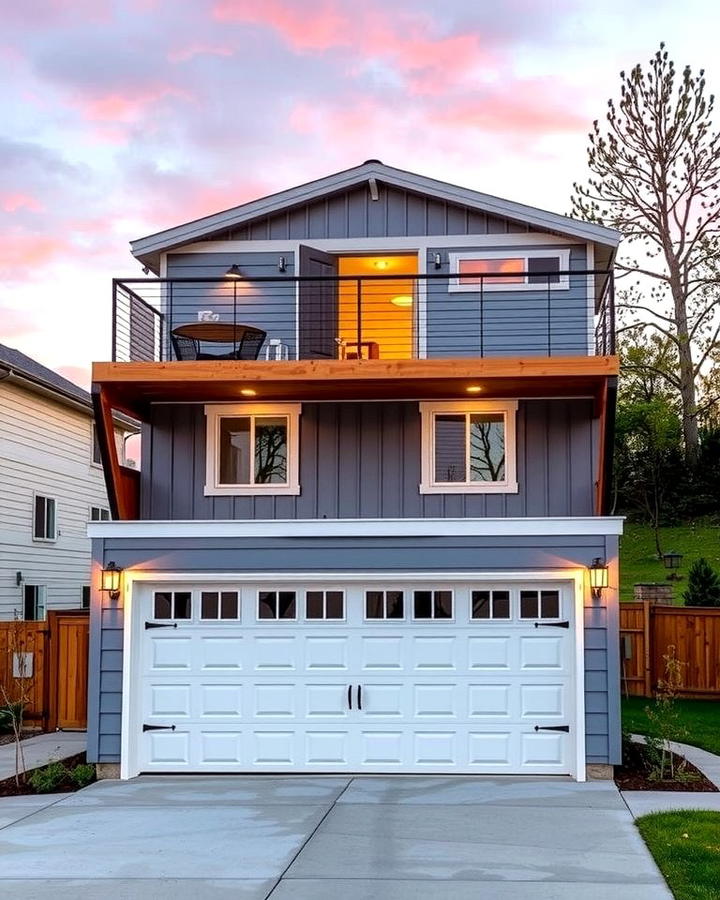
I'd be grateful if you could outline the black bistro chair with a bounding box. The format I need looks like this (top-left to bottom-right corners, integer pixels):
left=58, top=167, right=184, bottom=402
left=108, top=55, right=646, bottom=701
left=171, top=324, right=267, bottom=361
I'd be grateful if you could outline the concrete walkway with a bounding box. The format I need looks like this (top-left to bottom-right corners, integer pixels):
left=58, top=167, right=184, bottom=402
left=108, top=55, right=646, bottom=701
left=0, top=732, right=86, bottom=782
left=623, top=736, right=720, bottom=819
left=0, top=775, right=670, bottom=898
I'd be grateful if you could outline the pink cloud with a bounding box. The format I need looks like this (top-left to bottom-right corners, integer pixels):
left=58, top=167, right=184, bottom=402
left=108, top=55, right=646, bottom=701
left=56, top=363, right=91, bottom=389
left=76, top=85, right=193, bottom=123
left=213, top=0, right=349, bottom=51
left=1, top=192, right=44, bottom=213
left=0, top=233, right=73, bottom=280
left=167, top=43, right=234, bottom=63
left=1, top=307, right=39, bottom=339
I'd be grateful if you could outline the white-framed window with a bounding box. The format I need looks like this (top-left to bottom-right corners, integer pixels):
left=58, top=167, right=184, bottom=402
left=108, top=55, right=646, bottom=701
left=153, top=590, right=192, bottom=620
left=258, top=590, right=297, bottom=620
left=24, top=585, right=46, bottom=621
left=306, top=590, right=345, bottom=620
left=90, top=506, right=110, bottom=521
left=204, top=403, right=301, bottom=496
left=365, top=590, right=405, bottom=620
left=448, top=249, right=571, bottom=292
left=413, top=589, right=453, bottom=620
left=32, top=495, right=57, bottom=541
left=200, top=590, right=239, bottom=620
left=419, top=401, right=518, bottom=494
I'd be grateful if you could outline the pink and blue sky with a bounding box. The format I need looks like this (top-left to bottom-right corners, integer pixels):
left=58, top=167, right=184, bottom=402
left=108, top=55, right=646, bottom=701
left=1, top=0, right=717, bottom=386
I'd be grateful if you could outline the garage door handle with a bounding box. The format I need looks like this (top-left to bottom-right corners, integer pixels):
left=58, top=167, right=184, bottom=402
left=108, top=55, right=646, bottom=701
left=347, top=685, right=352, bottom=710
left=145, top=621, right=178, bottom=629
left=534, top=621, right=569, bottom=629
left=534, top=725, right=570, bottom=733
left=143, top=724, right=176, bottom=732
left=357, top=684, right=362, bottom=710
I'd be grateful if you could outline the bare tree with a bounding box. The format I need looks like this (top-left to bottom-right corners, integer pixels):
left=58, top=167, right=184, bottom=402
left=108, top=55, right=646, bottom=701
left=572, top=44, right=720, bottom=464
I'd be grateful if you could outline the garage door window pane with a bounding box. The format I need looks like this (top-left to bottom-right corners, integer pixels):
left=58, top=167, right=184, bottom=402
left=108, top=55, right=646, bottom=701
left=414, top=590, right=453, bottom=620
left=366, top=590, right=404, bottom=620
left=326, top=591, right=344, bottom=619
left=434, top=591, right=452, bottom=618
left=493, top=591, right=510, bottom=619
left=306, top=591, right=324, bottom=619
left=472, top=590, right=510, bottom=619
left=201, top=592, right=219, bottom=619
left=174, top=592, right=191, bottom=619
left=540, top=590, right=560, bottom=618
left=154, top=592, right=172, bottom=619
left=520, top=591, right=539, bottom=619
left=278, top=591, right=296, bottom=619
left=472, top=591, right=490, bottom=618
left=221, top=592, right=239, bottom=619
left=258, top=591, right=296, bottom=620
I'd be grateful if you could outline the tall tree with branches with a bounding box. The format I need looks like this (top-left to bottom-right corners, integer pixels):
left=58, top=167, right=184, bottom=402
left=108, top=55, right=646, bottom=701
left=573, top=44, right=720, bottom=464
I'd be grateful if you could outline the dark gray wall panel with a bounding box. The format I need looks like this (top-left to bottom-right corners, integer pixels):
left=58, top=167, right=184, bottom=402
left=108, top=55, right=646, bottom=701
left=88, top=533, right=620, bottom=766
left=201, top=183, right=535, bottom=241
left=141, top=399, right=597, bottom=521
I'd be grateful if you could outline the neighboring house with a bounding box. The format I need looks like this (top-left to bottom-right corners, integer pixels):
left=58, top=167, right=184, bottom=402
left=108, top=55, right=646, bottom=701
left=0, top=343, right=132, bottom=620
left=88, top=160, right=622, bottom=780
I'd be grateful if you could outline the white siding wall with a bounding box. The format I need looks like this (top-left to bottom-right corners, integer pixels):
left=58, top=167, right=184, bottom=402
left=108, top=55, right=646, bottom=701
left=0, top=381, right=112, bottom=619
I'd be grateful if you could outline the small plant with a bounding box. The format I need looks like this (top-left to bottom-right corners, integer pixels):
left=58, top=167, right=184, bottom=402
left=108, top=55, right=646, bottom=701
left=69, top=763, right=95, bottom=788
left=0, top=702, right=23, bottom=734
left=28, top=761, right=69, bottom=794
left=682, top=558, right=720, bottom=607
left=643, top=645, right=690, bottom=781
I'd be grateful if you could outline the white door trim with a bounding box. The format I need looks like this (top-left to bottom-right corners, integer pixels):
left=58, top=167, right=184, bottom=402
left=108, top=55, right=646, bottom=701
left=120, top=568, right=586, bottom=780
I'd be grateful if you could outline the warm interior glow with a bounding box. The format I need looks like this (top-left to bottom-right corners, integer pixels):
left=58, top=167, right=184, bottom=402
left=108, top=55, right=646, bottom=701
left=337, top=255, right=416, bottom=360
left=466, top=386, right=482, bottom=393
left=240, top=388, right=257, bottom=396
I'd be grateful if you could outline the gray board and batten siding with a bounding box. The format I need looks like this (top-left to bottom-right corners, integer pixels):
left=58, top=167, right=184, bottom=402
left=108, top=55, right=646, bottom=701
left=87, top=533, right=621, bottom=766
left=140, top=399, right=598, bottom=521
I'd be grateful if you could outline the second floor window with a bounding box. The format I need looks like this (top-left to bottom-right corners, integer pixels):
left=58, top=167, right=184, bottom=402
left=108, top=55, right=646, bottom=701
left=449, top=249, right=570, bottom=292
left=204, top=403, right=301, bottom=496
left=90, top=506, right=110, bottom=521
left=33, top=495, right=57, bottom=541
left=419, top=401, right=518, bottom=494
left=24, top=585, right=47, bottom=620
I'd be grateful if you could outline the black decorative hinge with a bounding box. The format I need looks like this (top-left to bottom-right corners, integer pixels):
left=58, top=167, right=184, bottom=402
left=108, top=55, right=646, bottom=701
left=145, top=621, right=178, bottom=629
left=143, top=724, right=176, bottom=732
left=534, top=621, right=570, bottom=629
left=534, top=725, right=570, bottom=733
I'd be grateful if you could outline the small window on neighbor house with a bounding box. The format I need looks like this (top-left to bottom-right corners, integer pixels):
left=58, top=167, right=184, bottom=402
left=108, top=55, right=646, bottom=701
left=449, top=250, right=569, bottom=292
left=365, top=590, right=404, bottom=620
left=205, top=404, right=300, bottom=496
left=82, top=586, right=91, bottom=609
left=90, top=506, right=110, bottom=521
left=33, top=495, right=57, bottom=541
left=258, top=590, right=296, bottom=620
left=24, top=585, right=46, bottom=621
left=472, top=590, right=511, bottom=620
left=200, top=591, right=239, bottom=620
left=92, top=423, right=102, bottom=465
left=420, top=402, right=518, bottom=494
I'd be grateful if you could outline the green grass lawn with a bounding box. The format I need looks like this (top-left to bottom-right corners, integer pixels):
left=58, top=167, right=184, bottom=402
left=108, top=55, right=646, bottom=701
left=620, top=523, right=720, bottom=603
left=622, top=696, right=720, bottom=756
left=637, top=811, right=720, bottom=900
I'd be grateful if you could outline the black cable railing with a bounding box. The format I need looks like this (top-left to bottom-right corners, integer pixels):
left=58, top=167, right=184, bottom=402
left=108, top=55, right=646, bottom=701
left=111, top=269, right=616, bottom=363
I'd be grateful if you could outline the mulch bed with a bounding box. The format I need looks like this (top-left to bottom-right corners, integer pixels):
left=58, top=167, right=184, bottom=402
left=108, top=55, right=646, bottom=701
left=0, top=752, right=89, bottom=797
left=615, top=740, right=718, bottom=792
left=0, top=732, right=36, bottom=748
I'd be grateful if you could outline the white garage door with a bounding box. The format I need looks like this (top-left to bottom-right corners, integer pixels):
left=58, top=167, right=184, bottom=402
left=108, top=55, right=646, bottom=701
left=130, top=579, right=578, bottom=775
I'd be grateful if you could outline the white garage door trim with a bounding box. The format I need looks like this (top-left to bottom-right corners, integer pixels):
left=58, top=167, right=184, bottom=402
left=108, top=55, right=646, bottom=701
left=120, top=569, right=586, bottom=780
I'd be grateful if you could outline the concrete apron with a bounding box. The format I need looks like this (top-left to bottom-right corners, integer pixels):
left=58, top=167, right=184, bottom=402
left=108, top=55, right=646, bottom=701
left=0, top=775, right=671, bottom=899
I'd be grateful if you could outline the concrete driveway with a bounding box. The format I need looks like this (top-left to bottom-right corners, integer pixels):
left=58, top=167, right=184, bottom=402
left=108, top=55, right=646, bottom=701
left=0, top=776, right=669, bottom=898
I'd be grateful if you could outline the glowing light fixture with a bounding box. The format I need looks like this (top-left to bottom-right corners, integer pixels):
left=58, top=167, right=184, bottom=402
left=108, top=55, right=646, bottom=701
left=589, top=558, right=609, bottom=600
left=240, top=388, right=257, bottom=397
left=101, top=562, right=122, bottom=601
left=390, top=295, right=413, bottom=308
left=662, top=551, right=683, bottom=581
left=225, top=264, right=243, bottom=278
left=373, top=259, right=390, bottom=270
left=466, top=386, right=482, bottom=394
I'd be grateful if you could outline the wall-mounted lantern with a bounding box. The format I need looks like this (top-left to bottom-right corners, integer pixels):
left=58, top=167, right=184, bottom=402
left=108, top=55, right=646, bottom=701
left=225, top=264, right=243, bottom=279
left=100, top=562, right=123, bottom=601
left=589, top=558, right=609, bottom=600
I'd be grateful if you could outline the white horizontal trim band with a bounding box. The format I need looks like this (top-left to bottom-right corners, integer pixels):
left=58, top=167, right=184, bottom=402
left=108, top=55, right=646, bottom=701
left=88, top=516, right=624, bottom=539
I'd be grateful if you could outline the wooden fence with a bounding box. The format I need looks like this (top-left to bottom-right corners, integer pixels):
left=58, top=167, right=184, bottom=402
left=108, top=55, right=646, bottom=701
left=0, top=610, right=89, bottom=730
left=620, top=601, right=720, bottom=698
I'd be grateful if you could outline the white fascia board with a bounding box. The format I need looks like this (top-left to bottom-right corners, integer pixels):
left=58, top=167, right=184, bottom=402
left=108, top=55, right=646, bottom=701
left=88, top=516, right=624, bottom=540
left=130, top=162, right=621, bottom=261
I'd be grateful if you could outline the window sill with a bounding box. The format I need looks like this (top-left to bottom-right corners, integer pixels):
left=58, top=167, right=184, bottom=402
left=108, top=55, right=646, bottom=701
left=204, top=484, right=301, bottom=497
left=32, top=537, right=58, bottom=543
left=448, top=281, right=569, bottom=293
left=418, top=482, right=519, bottom=495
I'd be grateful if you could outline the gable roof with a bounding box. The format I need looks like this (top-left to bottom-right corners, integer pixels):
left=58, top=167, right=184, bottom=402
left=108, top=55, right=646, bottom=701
left=131, top=160, right=621, bottom=271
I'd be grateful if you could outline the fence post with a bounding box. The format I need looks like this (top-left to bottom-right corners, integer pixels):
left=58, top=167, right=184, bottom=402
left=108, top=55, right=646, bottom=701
left=643, top=599, right=652, bottom=697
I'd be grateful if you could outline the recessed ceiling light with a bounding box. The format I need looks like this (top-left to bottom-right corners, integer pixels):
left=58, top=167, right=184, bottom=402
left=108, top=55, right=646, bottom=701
left=373, top=259, right=390, bottom=270
left=240, top=388, right=257, bottom=396
left=466, top=386, right=482, bottom=393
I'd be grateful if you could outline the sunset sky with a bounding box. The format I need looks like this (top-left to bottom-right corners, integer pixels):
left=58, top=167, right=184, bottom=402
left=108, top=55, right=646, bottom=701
left=1, top=0, right=717, bottom=388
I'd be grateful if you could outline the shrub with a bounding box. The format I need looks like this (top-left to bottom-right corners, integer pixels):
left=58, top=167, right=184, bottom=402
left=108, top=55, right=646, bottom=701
left=69, top=763, right=95, bottom=788
left=0, top=703, right=23, bottom=734
left=28, top=761, right=69, bottom=794
left=682, top=558, right=720, bottom=607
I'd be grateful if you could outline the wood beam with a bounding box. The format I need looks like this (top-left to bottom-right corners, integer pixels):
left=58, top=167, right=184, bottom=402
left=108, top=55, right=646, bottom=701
left=91, top=385, right=139, bottom=520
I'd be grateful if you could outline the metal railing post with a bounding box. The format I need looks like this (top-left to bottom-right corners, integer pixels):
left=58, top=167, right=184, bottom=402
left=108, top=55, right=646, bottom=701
left=608, top=270, right=616, bottom=355
left=356, top=277, right=362, bottom=357
left=547, top=276, right=552, bottom=356
left=479, top=276, right=484, bottom=357
left=111, top=279, right=118, bottom=362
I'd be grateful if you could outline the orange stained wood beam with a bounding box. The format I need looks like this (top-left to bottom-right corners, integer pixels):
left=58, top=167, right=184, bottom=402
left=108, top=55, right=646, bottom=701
left=91, top=384, right=140, bottom=520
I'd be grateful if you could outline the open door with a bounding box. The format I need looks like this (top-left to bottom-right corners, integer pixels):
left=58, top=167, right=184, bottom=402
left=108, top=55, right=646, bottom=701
left=298, top=244, right=338, bottom=359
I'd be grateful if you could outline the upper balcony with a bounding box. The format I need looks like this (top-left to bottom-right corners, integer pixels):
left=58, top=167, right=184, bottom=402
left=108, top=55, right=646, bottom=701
left=111, top=266, right=616, bottom=365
